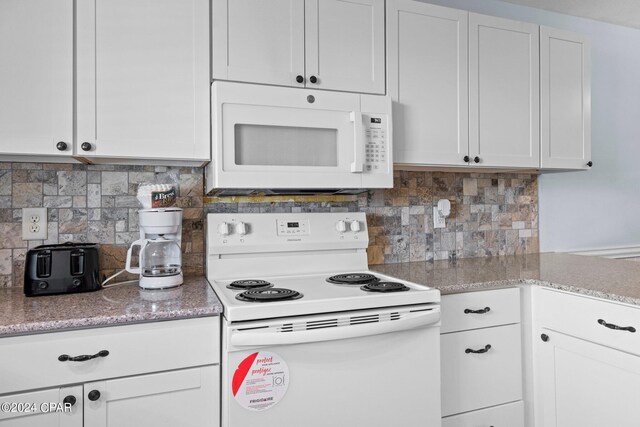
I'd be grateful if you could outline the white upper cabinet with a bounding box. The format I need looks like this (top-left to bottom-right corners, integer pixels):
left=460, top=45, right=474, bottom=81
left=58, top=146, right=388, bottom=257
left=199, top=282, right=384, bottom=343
left=0, top=0, right=73, bottom=158
left=540, top=27, right=592, bottom=170
left=387, top=0, right=468, bottom=166
left=305, top=0, right=385, bottom=94
left=212, top=0, right=385, bottom=94
left=212, top=0, right=305, bottom=88
left=76, top=0, right=210, bottom=164
left=469, top=13, right=540, bottom=168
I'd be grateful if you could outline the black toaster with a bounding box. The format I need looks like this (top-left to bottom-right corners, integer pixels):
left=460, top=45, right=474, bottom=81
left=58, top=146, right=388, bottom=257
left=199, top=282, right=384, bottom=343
left=24, top=243, right=101, bottom=296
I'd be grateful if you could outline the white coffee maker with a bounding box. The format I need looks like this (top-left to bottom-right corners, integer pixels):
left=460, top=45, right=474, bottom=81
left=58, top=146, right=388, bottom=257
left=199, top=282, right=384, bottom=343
left=126, top=208, right=183, bottom=289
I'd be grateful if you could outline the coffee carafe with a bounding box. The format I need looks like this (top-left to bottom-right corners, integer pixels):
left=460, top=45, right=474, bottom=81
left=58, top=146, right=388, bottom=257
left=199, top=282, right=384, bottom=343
left=126, top=208, right=183, bottom=289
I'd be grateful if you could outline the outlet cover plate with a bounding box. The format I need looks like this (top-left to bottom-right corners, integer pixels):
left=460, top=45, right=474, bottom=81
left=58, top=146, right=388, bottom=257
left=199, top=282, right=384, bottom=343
left=22, top=208, right=48, bottom=240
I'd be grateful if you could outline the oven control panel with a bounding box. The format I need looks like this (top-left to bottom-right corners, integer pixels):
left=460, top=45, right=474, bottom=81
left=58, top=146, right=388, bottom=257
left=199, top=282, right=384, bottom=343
left=277, top=219, right=310, bottom=236
left=208, top=213, right=369, bottom=254
left=364, top=115, right=388, bottom=173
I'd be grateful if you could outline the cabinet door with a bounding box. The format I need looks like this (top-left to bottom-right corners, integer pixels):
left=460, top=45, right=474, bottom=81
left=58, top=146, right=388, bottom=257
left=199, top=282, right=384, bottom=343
left=469, top=13, right=539, bottom=168
left=387, top=0, right=468, bottom=166
left=0, top=386, right=82, bottom=427
left=212, top=0, right=305, bottom=88
left=540, top=27, right=591, bottom=170
left=76, top=0, right=210, bottom=162
left=305, top=0, right=385, bottom=94
left=84, top=366, right=219, bottom=427
left=0, top=0, right=73, bottom=157
left=538, top=329, right=640, bottom=427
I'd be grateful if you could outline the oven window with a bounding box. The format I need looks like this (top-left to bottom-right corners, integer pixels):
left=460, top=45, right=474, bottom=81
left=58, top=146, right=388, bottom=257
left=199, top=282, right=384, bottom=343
left=234, top=124, right=338, bottom=166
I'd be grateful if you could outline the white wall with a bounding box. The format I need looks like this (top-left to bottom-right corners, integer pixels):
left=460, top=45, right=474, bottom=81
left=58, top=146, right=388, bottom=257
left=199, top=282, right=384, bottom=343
left=421, top=0, right=640, bottom=252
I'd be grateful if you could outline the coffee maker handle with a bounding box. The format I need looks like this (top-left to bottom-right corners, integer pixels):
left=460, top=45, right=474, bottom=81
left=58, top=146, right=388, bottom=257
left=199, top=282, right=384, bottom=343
left=125, top=239, right=146, bottom=274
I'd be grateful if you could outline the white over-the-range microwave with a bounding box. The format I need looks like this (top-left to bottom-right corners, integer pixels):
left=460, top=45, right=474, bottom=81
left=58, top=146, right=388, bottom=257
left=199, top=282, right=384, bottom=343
left=205, top=81, right=393, bottom=195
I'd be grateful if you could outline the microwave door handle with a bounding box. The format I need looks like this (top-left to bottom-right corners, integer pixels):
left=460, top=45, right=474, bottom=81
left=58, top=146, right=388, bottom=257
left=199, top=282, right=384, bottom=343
left=350, top=111, right=364, bottom=173
left=230, top=309, right=440, bottom=347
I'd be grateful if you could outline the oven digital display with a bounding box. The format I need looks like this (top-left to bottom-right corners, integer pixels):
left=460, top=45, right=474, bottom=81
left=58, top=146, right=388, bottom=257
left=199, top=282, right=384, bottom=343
left=370, top=118, right=382, bottom=124
left=287, top=222, right=299, bottom=228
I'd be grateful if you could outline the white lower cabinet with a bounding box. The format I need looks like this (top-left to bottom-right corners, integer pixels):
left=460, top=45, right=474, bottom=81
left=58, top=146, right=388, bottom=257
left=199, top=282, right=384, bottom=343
left=533, top=288, right=640, bottom=427
left=0, top=317, right=221, bottom=427
left=85, top=366, right=219, bottom=427
left=0, top=386, right=83, bottom=426
left=442, top=401, right=524, bottom=427
left=441, top=288, right=524, bottom=424
left=537, top=329, right=640, bottom=427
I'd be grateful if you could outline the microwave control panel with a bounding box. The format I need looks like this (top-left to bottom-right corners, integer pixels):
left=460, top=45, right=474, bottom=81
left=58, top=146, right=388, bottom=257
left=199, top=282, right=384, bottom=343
left=364, top=115, right=387, bottom=172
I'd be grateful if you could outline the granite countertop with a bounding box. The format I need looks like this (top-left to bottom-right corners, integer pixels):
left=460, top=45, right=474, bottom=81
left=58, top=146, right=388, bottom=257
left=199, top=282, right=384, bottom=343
left=0, top=277, right=223, bottom=338
left=371, top=252, right=640, bottom=306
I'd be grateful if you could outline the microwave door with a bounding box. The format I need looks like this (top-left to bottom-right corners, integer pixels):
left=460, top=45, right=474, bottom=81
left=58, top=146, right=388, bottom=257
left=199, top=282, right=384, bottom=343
left=217, top=104, right=362, bottom=189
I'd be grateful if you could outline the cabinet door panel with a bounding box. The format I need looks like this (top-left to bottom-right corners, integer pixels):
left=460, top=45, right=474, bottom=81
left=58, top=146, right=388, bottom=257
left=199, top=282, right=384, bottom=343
left=305, top=0, right=385, bottom=94
left=0, top=0, right=73, bottom=157
left=539, top=329, right=640, bottom=427
left=212, top=0, right=305, bottom=87
left=84, top=366, right=219, bottom=427
left=77, top=0, right=210, bottom=161
left=469, top=13, right=539, bottom=168
left=387, top=0, right=468, bottom=166
left=540, top=27, right=591, bottom=169
left=0, top=386, right=82, bottom=427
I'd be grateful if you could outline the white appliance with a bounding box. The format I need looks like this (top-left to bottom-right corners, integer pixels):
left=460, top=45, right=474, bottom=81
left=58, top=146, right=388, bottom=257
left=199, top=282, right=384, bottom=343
left=205, top=81, right=393, bottom=195
left=207, top=212, right=441, bottom=427
left=126, top=208, right=183, bottom=289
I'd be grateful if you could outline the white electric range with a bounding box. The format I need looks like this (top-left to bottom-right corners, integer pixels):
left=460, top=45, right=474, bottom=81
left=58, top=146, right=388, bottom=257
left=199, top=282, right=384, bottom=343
left=207, top=212, right=441, bottom=427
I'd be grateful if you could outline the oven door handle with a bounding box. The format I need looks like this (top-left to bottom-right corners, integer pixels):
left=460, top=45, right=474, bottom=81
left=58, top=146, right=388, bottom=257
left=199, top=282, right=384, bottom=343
left=230, top=309, right=440, bottom=347
left=350, top=111, right=364, bottom=173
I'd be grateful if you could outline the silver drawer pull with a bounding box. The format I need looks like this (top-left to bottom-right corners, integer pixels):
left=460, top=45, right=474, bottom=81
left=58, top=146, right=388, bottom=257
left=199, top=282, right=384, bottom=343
left=597, top=319, right=636, bottom=333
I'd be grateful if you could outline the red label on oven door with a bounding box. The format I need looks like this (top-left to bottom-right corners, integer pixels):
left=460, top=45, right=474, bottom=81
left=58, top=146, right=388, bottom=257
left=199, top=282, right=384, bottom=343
left=232, top=351, right=290, bottom=411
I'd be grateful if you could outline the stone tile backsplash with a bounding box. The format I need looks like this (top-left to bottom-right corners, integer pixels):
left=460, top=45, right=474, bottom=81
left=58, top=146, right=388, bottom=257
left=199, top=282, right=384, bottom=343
left=0, top=163, right=538, bottom=287
left=0, top=162, right=204, bottom=287
left=205, top=171, right=539, bottom=266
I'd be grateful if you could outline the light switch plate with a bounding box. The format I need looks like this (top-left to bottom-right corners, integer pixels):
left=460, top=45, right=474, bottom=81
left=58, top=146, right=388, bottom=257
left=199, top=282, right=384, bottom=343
left=22, top=208, right=48, bottom=240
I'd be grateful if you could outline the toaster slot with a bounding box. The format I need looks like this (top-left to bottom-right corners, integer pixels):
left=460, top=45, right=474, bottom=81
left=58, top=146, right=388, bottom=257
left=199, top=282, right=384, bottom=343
left=36, top=251, right=51, bottom=278
left=70, top=250, right=84, bottom=276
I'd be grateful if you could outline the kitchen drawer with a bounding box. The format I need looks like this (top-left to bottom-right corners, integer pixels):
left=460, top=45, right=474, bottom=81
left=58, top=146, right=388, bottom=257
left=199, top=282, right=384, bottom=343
left=441, top=288, right=520, bottom=334
left=536, top=287, right=640, bottom=356
left=441, top=323, right=522, bottom=416
left=0, top=317, right=219, bottom=395
left=442, top=400, right=524, bottom=427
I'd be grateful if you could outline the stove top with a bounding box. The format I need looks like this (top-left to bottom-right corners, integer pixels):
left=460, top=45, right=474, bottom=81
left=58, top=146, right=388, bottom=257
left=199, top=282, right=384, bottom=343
left=207, top=212, right=439, bottom=322
left=211, top=271, right=439, bottom=322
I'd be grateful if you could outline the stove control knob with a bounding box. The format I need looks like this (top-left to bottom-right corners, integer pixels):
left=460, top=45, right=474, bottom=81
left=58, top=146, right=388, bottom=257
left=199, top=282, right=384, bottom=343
left=349, top=220, right=361, bottom=232
left=237, top=222, right=247, bottom=235
left=218, top=222, right=230, bottom=236
left=336, top=220, right=347, bottom=233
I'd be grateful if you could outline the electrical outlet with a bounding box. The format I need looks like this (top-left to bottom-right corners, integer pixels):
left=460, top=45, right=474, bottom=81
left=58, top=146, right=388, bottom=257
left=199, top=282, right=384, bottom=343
left=22, top=208, right=47, bottom=240
left=433, top=206, right=446, bottom=229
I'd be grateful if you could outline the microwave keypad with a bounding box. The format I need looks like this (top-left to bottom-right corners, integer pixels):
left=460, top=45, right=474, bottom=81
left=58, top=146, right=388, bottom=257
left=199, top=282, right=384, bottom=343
left=365, top=119, right=386, bottom=172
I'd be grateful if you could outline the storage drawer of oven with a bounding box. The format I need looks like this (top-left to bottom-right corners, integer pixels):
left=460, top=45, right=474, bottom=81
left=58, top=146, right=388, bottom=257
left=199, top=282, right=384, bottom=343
left=536, top=287, right=640, bottom=356
left=441, top=324, right=522, bottom=416
left=442, top=400, right=524, bottom=427
left=441, top=288, right=520, bottom=334
left=0, top=317, right=219, bottom=395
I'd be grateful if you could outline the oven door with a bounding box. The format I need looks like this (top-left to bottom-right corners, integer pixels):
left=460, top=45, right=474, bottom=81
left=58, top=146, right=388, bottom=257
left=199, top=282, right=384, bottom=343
left=210, top=81, right=390, bottom=190
left=221, top=306, right=441, bottom=427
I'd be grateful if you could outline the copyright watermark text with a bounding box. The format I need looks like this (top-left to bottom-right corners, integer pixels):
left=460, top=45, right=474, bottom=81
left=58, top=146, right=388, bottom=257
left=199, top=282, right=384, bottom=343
left=1, top=402, right=72, bottom=413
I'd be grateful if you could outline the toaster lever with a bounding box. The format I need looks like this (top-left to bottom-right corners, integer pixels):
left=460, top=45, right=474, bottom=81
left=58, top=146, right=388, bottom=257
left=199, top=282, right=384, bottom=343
left=36, top=251, right=51, bottom=278
left=70, top=250, right=85, bottom=276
